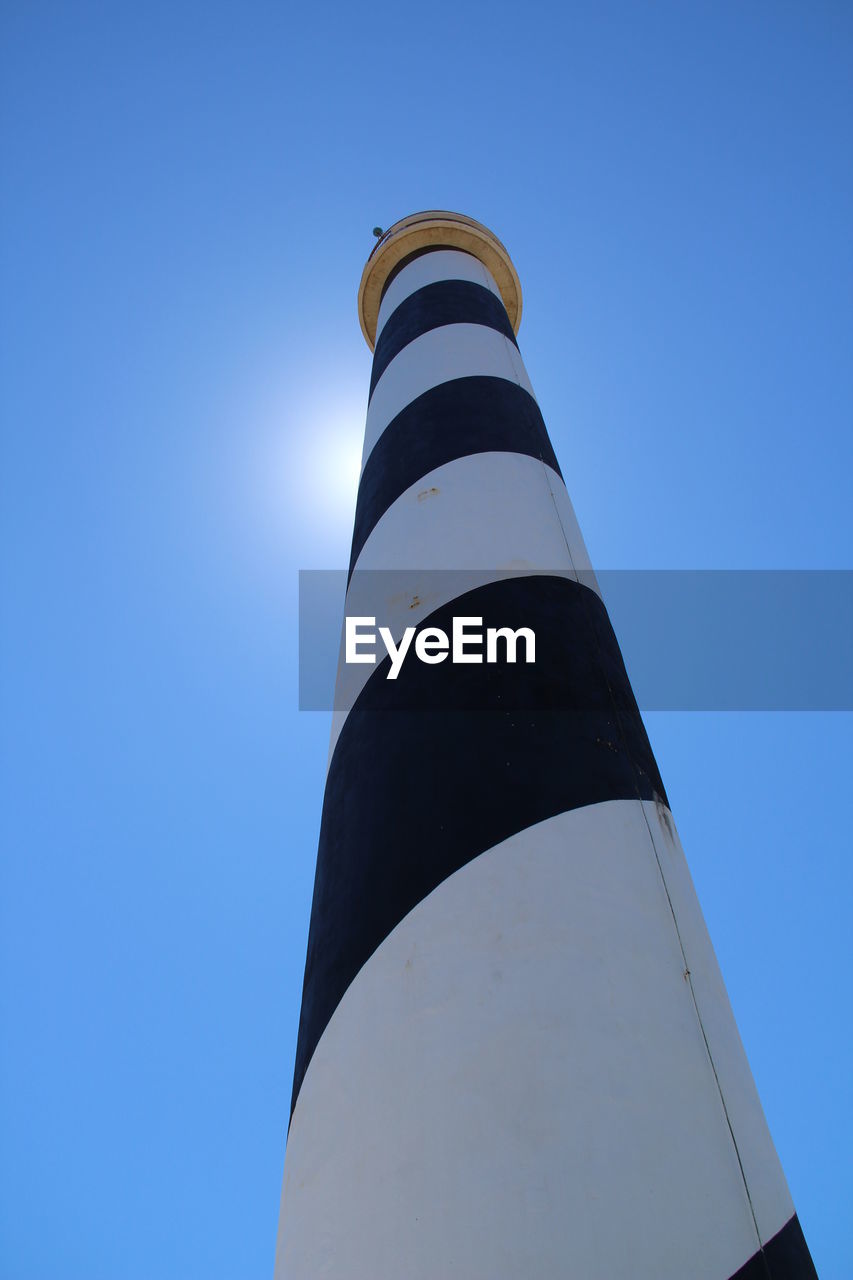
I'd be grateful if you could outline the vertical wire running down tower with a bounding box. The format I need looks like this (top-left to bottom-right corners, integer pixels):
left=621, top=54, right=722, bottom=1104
left=275, top=212, right=816, bottom=1279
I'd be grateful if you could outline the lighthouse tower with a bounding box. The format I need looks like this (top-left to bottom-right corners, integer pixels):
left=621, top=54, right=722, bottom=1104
left=275, top=212, right=816, bottom=1279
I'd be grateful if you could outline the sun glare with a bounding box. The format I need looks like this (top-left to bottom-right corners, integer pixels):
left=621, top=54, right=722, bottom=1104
left=249, top=384, right=365, bottom=564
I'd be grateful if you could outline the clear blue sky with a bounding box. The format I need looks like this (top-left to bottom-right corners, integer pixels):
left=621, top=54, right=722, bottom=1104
left=1, top=2, right=851, bottom=1276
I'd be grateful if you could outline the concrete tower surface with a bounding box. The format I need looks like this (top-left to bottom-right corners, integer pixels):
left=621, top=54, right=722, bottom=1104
left=274, top=212, right=817, bottom=1279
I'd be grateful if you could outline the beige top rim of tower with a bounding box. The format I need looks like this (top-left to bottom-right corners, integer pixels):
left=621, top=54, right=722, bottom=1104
left=358, top=210, right=523, bottom=351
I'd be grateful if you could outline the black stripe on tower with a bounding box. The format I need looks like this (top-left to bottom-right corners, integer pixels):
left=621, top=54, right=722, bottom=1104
left=729, top=1214, right=818, bottom=1279
left=291, top=573, right=667, bottom=1115
left=369, top=279, right=518, bottom=396
left=350, top=377, right=560, bottom=576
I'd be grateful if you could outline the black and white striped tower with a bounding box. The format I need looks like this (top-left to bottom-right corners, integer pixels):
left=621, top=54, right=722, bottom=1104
left=275, top=212, right=816, bottom=1279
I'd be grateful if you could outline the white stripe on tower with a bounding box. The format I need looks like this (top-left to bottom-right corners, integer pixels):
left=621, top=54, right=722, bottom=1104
left=275, top=211, right=817, bottom=1279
